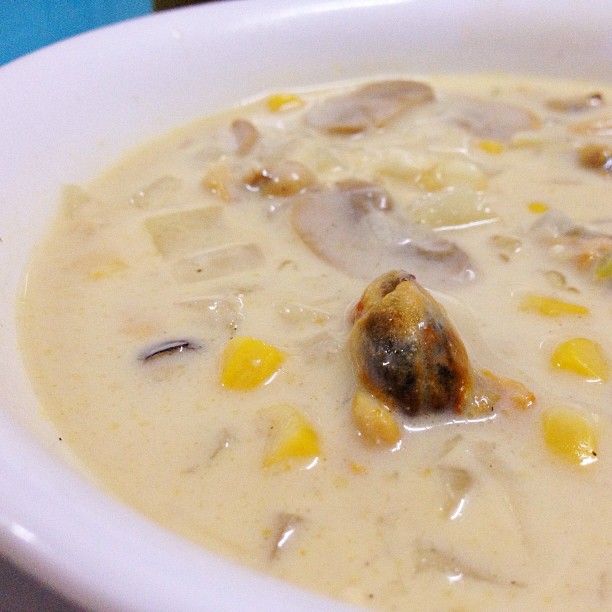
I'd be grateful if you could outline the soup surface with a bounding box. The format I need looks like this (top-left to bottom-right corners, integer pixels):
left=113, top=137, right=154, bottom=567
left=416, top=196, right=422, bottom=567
left=19, top=74, right=612, bottom=610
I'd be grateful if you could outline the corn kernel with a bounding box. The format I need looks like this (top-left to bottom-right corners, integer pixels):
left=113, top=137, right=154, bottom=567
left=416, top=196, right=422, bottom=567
left=478, top=140, right=504, bottom=155
left=551, top=337, right=609, bottom=381
left=593, top=253, right=612, bottom=282
left=519, top=295, right=589, bottom=317
left=542, top=406, right=598, bottom=465
left=260, top=404, right=320, bottom=467
left=266, top=93, right=305, bottom=112
left=88, top=259, right=127, bottom=280
left=351, top=389, right=401, bottom=447
left=349, top=461, right=366, bottom=475
left=528, top=201, right=549, bottom=214
left=220, top=336, right=285, bottom=390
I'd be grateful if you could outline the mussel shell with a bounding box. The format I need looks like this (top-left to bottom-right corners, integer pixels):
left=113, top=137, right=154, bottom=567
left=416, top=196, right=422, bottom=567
left=350, top=271, right=472, bottom=415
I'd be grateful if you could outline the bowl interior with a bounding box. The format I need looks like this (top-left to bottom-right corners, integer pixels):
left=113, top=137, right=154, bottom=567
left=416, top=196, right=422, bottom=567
left=1, top=0, right=611, bottom=609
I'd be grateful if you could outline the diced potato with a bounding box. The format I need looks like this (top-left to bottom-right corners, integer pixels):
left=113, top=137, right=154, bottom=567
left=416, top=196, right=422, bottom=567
left=519, top=295, right=589, bottom=317
left=376, top=148, right=436, bottom=180
left=541, top=406, right=598, bottom=465
left=173, top=243, right=264, bottom=283
left=220, top=336, right=285, bottom=390
left=144, top=206, right=223, bottom=256
left=351, top=389, right=401, bottom=447
left=179, top=294, right=244, bottom=331
left=551, top=337, right=609, bottom=381
left=129, top=175, right=182, bottom=209
left=259, top=404, right=320, bottom=467
left=266, top=93, right=305, bottom=112
left=408, top=186, right=496, bottom=229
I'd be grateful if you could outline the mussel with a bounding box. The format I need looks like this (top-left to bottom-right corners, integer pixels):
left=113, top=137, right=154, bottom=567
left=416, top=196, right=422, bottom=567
left=349, top=271, right=534, bottom=420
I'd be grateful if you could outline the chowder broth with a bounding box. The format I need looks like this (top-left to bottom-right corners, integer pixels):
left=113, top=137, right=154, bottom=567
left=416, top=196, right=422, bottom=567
left=19, top=74, right=612, bottom=610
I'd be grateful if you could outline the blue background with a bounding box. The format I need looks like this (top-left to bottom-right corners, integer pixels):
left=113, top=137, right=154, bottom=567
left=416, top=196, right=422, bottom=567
left=1, top=1, right=152, bottom=65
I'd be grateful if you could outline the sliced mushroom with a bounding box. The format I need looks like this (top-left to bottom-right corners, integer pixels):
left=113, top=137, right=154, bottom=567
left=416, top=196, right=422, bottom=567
left=291, top=182, right=475, bottom=289
left=336, top=179, right=394, bottom=211
left=570, top=115, right=612, bottom=137
left=450, top=97, right=539, bottom=141
left=305, top=79, right=434, bottom=134
left=140, top=340, right=201, bottom=362
left=546, top=92, right=604, bottom=113
left=244, top=160, right=317, bottom=197
left=231, top=118, right=260, bottom=156
left=530, top=211, right=612, bottom=283
left=578, top=143, right=612, bottom=173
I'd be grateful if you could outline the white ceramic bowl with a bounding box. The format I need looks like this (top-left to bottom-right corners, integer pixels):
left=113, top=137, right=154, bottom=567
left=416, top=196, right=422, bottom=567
left=1, top=1, right=611, bottom=609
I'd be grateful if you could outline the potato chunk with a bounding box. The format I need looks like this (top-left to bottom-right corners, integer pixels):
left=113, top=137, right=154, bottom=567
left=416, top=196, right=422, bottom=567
left=144, top=206, right=223, bottom=256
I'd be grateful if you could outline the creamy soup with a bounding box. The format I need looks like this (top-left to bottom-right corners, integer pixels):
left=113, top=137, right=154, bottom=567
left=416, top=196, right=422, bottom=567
left=18, top=74, right=612, bottom=610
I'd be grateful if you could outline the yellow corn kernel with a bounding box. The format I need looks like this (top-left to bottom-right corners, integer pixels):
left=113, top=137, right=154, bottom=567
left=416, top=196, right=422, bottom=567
left=260, top=404, right=320, bottom=468
left=220, top=336, right=285, bottom=390
left=351, top=389, right=401, bottom=447
left=528, top=201, right=549, bottom=214
left=266, top=93, right=305, bottom=112
left=593, top=253, right=612, bottom=282
left=551, top=337, right=609, bottom=381
left=542, top=406, right=598, bottom=465
left=519, top=295, right=589, bottom=317
left=88, top=259, right=127, bottom=280
left=349, top=461, right=366, bottom=475
left=478, top=139, right=504, bottom=155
